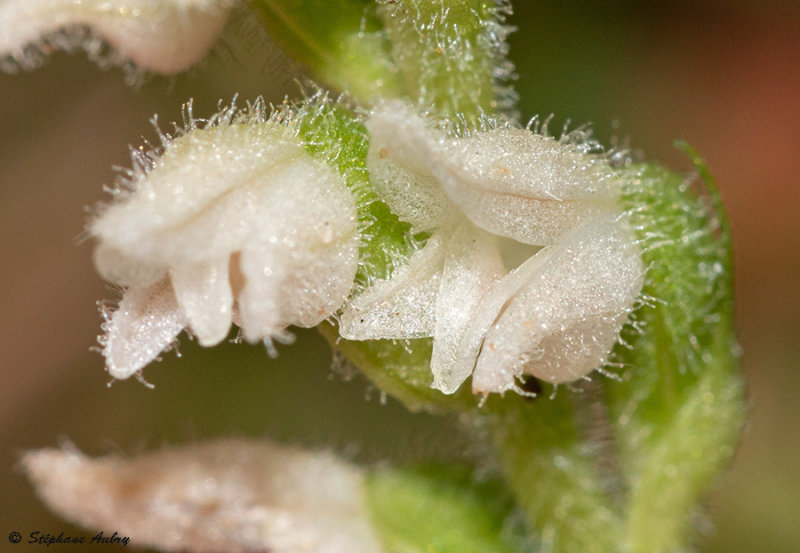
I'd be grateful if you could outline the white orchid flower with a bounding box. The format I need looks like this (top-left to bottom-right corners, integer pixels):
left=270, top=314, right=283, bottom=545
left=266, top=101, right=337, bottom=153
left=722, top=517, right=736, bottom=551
left=0, top=0, right=232, bottom=74
left=92, top=102, right=360, bottom=380
left=340, top=100, right=644, bottom=395
left=22, top=439, right=383, bottom=553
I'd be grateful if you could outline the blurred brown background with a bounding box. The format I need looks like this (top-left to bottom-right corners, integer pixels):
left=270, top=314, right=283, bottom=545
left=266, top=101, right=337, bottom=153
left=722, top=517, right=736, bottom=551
left=1, top=1, right=799, bottom=551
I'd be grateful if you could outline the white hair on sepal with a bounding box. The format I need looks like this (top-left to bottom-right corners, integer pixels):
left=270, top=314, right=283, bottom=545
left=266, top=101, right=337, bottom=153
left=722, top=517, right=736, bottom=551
left=364, top=101, right=453, bottom=232
left=97, top=279, right=187, bottom=381
left=0, top=0, right=234, bottom=79
left=0, top=26, right=144, bottom=84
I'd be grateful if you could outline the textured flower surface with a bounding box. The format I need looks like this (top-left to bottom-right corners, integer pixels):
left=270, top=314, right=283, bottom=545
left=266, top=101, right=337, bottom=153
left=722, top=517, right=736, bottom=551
left=8, top=2, right=746, bottom=552
left=0, top=0, right=231, bottom=74
left=23, top=439, right=383, bottom=553
left=92, top=102, right=360, bottom=380
left=340, top=101, right=644, bottom=394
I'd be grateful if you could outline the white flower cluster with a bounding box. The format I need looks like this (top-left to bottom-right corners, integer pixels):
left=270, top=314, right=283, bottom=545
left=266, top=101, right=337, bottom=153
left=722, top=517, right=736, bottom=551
left=339, top=101, right=644, bottom=395
left=92, top=104, right=359, bottom=380
left=90, top=98, right=642, bottom=396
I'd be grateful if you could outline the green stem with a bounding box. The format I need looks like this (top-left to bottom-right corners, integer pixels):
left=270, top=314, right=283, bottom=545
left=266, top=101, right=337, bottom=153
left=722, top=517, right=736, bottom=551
left=249, top=0, right=403, bottom=102
left=488, top=157, right=744, bottom=553
left=375, top=0, right=515, bottom=120
left=248, top=0, right=514, bottom=120
left=489, top=393, right=626, bottom=553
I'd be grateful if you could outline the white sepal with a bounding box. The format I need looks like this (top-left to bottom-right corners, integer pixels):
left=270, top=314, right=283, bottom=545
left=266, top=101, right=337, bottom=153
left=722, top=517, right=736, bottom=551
left=365, top=105, right=451, bottom=233
left=339, top=235, right=445, bottom=340
left=366, top=100, right=622, bottom=245
left=472, top=217, right=644, bottom=393
left=102, top=279, right=186, bottom=380
left=22, top=439, right=384, bottom=553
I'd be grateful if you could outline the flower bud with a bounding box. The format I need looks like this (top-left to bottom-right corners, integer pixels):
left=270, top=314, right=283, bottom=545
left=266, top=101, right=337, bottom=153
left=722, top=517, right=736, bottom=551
left=92, top=105, right=359, bottom=380
left=0, top=0, right=231, bottom=74
left=22, top=439, right=383, bottom=553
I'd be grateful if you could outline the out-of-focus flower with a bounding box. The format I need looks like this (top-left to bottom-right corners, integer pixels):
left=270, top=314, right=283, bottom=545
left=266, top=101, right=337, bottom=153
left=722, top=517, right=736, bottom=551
left=22, top=439, right=383, bottom=553
left=0, top=0, right=232, bottom=74
left=340, top=100, right=644, bottom=395
left=92, top=101, right=360, bottom=380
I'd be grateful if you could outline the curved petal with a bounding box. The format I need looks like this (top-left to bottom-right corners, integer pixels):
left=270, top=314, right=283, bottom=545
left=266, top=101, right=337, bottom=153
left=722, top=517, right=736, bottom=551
left=339, top=235, right=445, bottom=340
left=445, top=238, right=563, bottom=394
left=472, top=217, right=644, bottom=393
left=102, top=278, right=186, bottom=380
left=430, top=223, right=505, bottom=394
left=170, top=258, right=233, bottom=347
left=365, top=103, right=451, bottom=232
left=1, top=0, right=231, bottom=74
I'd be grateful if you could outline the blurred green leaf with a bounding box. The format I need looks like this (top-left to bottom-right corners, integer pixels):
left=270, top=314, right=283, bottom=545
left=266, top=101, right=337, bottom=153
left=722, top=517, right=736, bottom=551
left=366, top=464, right=527, bottom=553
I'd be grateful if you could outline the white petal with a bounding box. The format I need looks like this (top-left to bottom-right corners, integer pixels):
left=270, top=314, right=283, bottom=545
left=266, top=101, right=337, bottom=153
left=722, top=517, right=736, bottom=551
left=472, top=217, right=644, bottom=393
left=237, top=244, right=286, bottom=342
left=22, top=439, right=383, bottom=553
left=366, top=104, right=451, bottom=232
left=444, top=238, right=562, bottom=394
left=170, top=258, right=233, bottom=347
left=1, top=0, right=231, bottom=74
left=430, top=223, right=505, bottom=394
left=366, top=100, right=622, bottom=245
left=102, top=279, right=186, bottom=380
left=234, top=155, right=359, bottom=342
left=339, top=235, right=445, bottom=340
